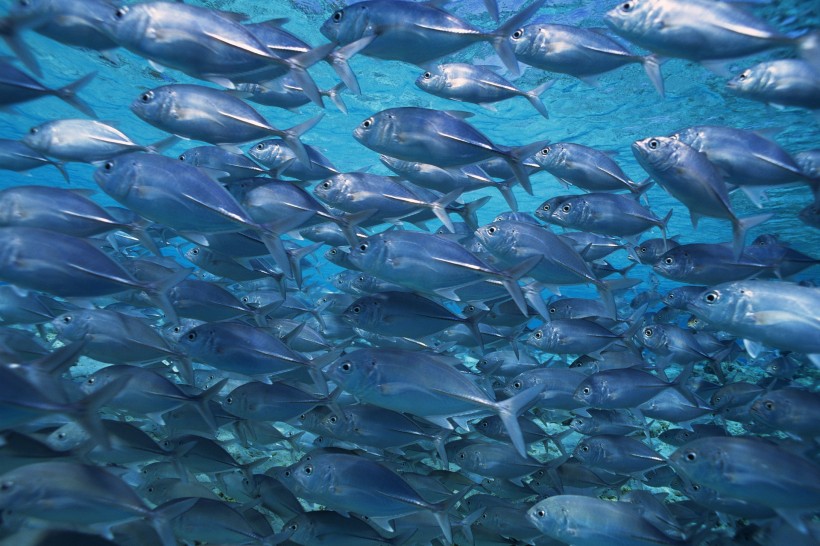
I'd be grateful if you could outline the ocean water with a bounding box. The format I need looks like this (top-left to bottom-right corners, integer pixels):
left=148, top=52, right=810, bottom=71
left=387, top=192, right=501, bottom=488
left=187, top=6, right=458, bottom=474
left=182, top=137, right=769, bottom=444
left=1, top=0, right=819, bottom=544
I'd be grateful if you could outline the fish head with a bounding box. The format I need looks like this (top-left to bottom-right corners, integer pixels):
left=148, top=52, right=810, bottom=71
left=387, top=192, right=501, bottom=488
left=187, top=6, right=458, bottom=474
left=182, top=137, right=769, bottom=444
left=668, top=438, right=726, bottom=486
left=631, top=135, right=678, bottom=174
left=51, top=311, right=90, bottom=341
left=474, top=221, right=516, bottom=255
left=686, top=283, right=743, bottom=327
left=571, top=437, right=603, bottom=465
left=507, top=23, right=542, bottom=57
left=352, top=110, right=394, bottom=154
left=503, top=373, right=533, bottom=398
left=341, top=296, right=378, bottom=328
left=550, top=196, right=583, bottom=227
left=347, top=233, right=386, bottom=272
left=101, top=2, right=153, bottom=49
left=93, top=153, right=143, bottom=201
left=320, top=2, right=371, bottom=45
left=533, top=196, right=562, bottom=223
left=312, top=174, right=348, bottom=206
left=651, top=246, right=688, bottom=280
left=130, top=86, right=174, bottom=127
left=177, top=324, right=215, bottom=359
left=637, top=323, right=665, bottom=351
left=249, top=139, right=288, bottom=166
left=526, top=497, right=567, bottom=536
left=182, top=245, right=208, bottom=267
left=324, top=349, right=377, bottom=395
left=454, top=445, right=482, bottom=471
left=20, top=122, right=54, bottom=153
left=604, top=0, right=654, bottom=39
left=6, top=0, right=52, bottom=26
left=45, top=422, right=86, bottom=452
left=526, top=326, right=552, bottom=351
left=415, top=67, right=448, bottom=93
left=324, top=246, right=350, bottom=268
left=726, top=66, right=767, bottom=96
left=573, top=374, right=607, bottom=407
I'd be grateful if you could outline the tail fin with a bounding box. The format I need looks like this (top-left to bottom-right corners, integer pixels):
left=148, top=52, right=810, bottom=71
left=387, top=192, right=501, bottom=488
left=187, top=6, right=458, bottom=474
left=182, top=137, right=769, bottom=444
left=505, top=139, right=550, bottom=195
left=326, top=35, right=375, bottom=95
left=490, top=0, right=546, bottom=76
left=325, top=82, right=348, bottom=114
left=278, top=113, right=324, bottom=167
left=56, top=71, right=97, bottom=118
left=283, top=42, right=336, bottom=107
left=456, top=195, right=491, bottom=230
left=191, top=378, right=228, bottom=432
left=1, top=25, right=41, bottom=77
left=74, top=374, right=131, bottom=450
left=731, top=212, right=773, bottom=258
left=641, top=55, right=664, bottom=97
left=492, top=384, right=546, bottom=457
left=525, top=79, right=554, bottom=119
left=499, top=255, right=542, bottom=315
left=145, top=267, right=193, bottom=324
left=431, top=188, right=462, bottom=233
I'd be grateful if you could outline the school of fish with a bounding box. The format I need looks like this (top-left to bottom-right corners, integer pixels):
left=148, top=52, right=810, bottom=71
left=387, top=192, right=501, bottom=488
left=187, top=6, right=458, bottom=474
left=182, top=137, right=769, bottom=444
left=0, top=0, right=818, bottom=544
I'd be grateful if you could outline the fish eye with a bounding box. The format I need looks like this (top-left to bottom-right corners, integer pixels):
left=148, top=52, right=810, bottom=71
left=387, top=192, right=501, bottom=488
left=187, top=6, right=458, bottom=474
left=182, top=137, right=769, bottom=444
left=582, top=386, right=590, bottom=395
left=549, top=307, right=556, bottom=313
left=648, top=139, right=659, bottom=149
left=358, top=243, right=368, bottom=252
left=361, top=119, right=372, bottom=129
left=738, top=70, right=750, bottom=81
left=540, top=147, right=550, bottom=155
left=480, top=421, right=488, bottom=428
left=644, top=328, right=653, bottom=337
left=18, top=0, right=30, bottom=6
left=256, top=143, right=265, bottom=150
left=512, top=381, right=522, bottom=389
left=542, top=204, right=550, bottom=211
left=512, top=28, right=524, bottom=39
left=283, top=470, right=291, bottom=477
left=303, top=464, right=313, bottom=475
left=103, top=161, right=113, bottom=171
left=580, top=445, right=589, bottom=452
left=187, top=331, right=197, bottom=341
left=340, top=361, right=352, bottom=372
left=536, top=509, right=545, bottom=517
left=332, top=9, right=343, bottom=21
left=178, top=154, right=186, bottom=161
left=140, top=91, right=153, bottom=102
left=533, top=331, right=543, bottom=339
left=561, top=204, right=571, bottom=212
left=692, top=483, right=701, bottom=491
left=115, top=6, right=128, bottom=18
left=225, top=396, right=233, bottom=405
left=191, top=248, right=199, bottom=255
left=87, top=377, right=96, bottom=385
left=322, top=181, right=331, bottom=188
left=329, top=415, right=337, bottom=423
left=57, top=432, right=66, bottom=439
left=352, top=306, right=361, bottom=313
left=704, top=291, right=718, bottom=303
left=62, top=315, right=72, bottom=323
left=764, top=401, right=775, bottom=410
left=685, top=451, right=697, bottom=461
left=639, top=246, right=647, bottom=253
left=423, top=72, right=431, bottom=79
left=487, top=226, right=497, bottom=235
left=289, top=523, right=298, bottom=531
left=664, top=257, right=673, bottom=264
left=621, top=2, right=632, bottom=11
left=458, top=452, right=465, bottom=459
left=28, top=127, right=38, bottom=134
left=329, top=248, right=337, bottom=255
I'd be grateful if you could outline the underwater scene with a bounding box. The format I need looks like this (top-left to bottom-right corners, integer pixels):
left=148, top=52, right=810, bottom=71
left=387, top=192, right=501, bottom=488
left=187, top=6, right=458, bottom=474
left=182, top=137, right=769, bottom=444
left=0, top=0, right=819, bottom=544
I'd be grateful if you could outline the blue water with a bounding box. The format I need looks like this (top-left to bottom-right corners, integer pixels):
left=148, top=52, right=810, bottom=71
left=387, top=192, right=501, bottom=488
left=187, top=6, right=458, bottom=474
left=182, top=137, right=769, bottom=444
left=1, top=0, right=818, bottom=295
left=1, top=0, right=819, bottom=542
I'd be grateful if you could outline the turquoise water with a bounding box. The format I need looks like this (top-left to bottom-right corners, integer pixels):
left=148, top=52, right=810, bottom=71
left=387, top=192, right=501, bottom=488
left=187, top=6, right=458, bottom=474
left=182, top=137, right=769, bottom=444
left=1, top=0, right=819, bottom=543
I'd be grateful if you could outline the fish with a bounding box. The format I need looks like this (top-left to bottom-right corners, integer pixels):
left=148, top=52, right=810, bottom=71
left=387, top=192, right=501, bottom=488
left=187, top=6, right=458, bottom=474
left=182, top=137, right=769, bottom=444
left=508, top=23, right=663, bottom=95
left=727, top=59, right=820, bottom=111
left=0, top=58, right=96, bottom=116
left=415, top=63, right=552, bottom=118
left=632, top=135, right=771, bottom=256
left=687, top=280, right=820, bottom=365
left=353, top=106, right=548, bottom=194
left=534, top=142, right=649, bottom=194
left=319, top=0, right=546, bottom=75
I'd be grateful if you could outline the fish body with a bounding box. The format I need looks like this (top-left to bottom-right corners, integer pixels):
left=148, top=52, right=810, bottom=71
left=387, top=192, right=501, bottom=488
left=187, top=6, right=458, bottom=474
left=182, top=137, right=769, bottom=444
left=727, top=59, right=820, bottom=110
left=605, top=0, right=794, bottom=60
left=688, top=280, right=820, bottom=359
left=509, top=23, right=663, bottom=94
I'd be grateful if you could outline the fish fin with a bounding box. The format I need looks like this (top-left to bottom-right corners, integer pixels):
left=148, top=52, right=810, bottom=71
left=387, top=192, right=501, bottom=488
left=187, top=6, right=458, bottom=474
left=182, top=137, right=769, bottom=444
left=495, top=178, right=519, bottom=211
left=326, top=82, right=348, bottom=114
left=731, top=212, right=773, bottom=258
left=281, top=113, right=325, bottom=166
left=74, top=374, right=131, bottom=450
left=491, top=0, right=546, bottom=76
left=641, top=54, right=664, bottom=97
left=742, top=338, right=765, bottom=359
left=327, top=36, right=375, bottom=95
left=57, top=71, right=98, bottom=118
left=192, top=378, right=229, bottom=432
left=493, top=384, right=546, bottom=457
left=150, top=498, right=200, bottom=546
left=526, top=79, right=554, bottom=119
